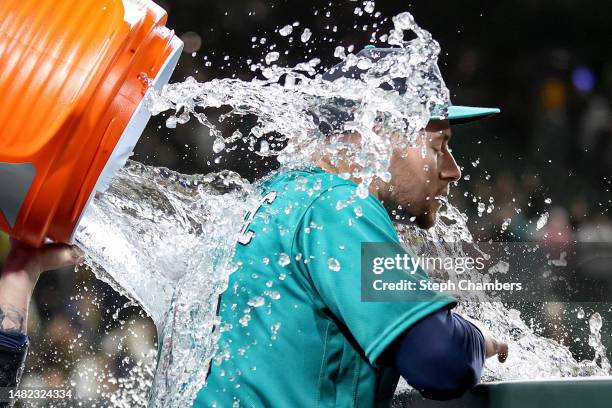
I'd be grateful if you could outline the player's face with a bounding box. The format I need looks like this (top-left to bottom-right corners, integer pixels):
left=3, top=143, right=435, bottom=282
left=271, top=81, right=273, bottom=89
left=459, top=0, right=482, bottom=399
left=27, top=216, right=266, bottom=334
left=373, top=120, right=461, bottom=229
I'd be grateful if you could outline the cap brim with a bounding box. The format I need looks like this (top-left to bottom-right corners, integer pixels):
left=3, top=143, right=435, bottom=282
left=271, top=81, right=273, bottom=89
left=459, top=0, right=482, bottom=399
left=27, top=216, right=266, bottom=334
left=432, top=105, right=500, bottom=125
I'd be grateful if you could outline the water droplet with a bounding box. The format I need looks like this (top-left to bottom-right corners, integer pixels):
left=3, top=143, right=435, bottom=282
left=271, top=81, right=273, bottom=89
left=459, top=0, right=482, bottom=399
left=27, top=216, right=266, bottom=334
left=393, top=12, right=416, bottom=31
left=265, top=51, right=279, bottom=65
left=357, top=58, right=372, bottom=70
left=356, top=183, right=369, bottom=199
left=279, top=25, right=293, bottom=36
left=271, top=322, right=281, bottom=340
left=501, top=218, right=511, bottom=232
left=328, top=258, right=341, bottom=272
left=334, top=46, right=346, bottom=59
left=577, top=307, right=585, bottom=319
left=213, top=137, right=226, bottom=153
left=589, top=312, right=602, bottom=333
left=278, top=253, right=290, bottom=267
left=239, top=314, right=251, bottom=327
left=265, top=290, right=281, bottom=300
left=247, top=296, right=265, bottom=307
left=300, top=28, right=312, bottom=42
left=536, top=212, right=549, bottom=230
left=477, top=202, right=486, bottom=217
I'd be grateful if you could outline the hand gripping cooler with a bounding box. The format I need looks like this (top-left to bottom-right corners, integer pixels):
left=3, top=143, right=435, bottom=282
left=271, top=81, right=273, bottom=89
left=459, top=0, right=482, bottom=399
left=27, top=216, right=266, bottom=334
left=0, top=0, right=183, bottom=247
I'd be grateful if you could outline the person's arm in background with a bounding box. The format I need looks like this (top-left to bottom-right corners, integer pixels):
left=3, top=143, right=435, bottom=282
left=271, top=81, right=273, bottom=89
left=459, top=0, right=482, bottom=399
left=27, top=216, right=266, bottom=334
left=0, top=239, right=80, bottom=388
left=389, top=307, right=508, bottom=400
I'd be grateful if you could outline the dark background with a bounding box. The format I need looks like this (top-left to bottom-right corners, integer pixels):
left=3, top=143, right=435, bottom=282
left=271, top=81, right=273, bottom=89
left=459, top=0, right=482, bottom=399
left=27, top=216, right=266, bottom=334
left=1, top=0, right=611, bottom=403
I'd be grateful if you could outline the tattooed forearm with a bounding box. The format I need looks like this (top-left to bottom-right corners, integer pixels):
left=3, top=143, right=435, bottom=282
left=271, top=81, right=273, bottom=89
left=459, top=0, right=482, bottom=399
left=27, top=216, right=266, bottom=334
left=0, top=305, right=26, bottom=333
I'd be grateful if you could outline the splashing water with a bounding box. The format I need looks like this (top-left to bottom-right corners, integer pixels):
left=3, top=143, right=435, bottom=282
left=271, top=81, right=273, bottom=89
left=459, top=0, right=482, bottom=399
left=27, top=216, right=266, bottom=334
left=69, top=9, right=610, bottom=408
left=145, top=11, right=449, bottom=196
left=395, top=212, right=611, bottom=386
left=75, top=161, right=257, bottom=407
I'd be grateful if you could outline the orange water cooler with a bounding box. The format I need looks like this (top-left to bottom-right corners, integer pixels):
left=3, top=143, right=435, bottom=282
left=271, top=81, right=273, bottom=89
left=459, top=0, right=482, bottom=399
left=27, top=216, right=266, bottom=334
left=0, top=0, right=183, bottom=247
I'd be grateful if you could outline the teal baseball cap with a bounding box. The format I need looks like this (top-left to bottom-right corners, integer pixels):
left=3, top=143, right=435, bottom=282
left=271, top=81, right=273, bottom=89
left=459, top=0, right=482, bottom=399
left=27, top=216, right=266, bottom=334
left=436, top=105, right=501, bottom=125
left=320, top=46, right=500, bottom=129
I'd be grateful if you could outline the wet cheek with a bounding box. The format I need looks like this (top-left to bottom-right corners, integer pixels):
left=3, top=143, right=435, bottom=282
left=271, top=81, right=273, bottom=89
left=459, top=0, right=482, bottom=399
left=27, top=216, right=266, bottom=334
left=423, top=157, right=438, bottom=184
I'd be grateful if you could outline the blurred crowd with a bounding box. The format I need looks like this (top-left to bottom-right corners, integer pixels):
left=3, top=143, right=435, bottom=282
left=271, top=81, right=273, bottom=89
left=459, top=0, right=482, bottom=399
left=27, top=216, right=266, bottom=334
left=0, top=0, right=611, bottom=403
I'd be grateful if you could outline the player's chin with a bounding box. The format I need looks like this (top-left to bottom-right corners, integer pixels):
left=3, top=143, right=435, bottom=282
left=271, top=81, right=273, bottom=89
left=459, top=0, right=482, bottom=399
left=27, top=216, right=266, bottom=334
left=415, top=207, right=439, bottom=229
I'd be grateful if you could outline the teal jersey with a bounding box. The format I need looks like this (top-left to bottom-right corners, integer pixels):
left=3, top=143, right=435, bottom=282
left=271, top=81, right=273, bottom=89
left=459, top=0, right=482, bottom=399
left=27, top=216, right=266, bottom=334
left=194, top=167, right=455, bottom=408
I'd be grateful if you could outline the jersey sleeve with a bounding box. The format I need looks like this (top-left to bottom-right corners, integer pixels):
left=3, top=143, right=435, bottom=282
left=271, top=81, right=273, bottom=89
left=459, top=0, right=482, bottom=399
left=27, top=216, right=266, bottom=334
left=394, top=309, right=485, bottom=399
left=0, top=331, right=28, bottom=389
left=293, top=184, right=456, bottom=367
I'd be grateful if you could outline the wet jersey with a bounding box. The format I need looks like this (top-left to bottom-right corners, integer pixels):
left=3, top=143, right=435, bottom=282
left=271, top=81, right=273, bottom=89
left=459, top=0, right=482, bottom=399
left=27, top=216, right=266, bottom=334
left=193, top=167, right=455, bottom=408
